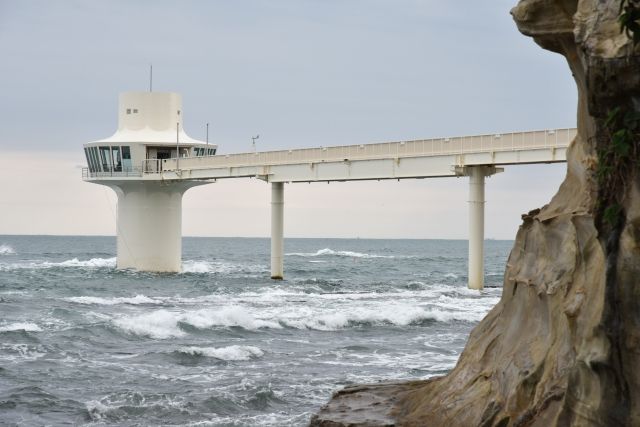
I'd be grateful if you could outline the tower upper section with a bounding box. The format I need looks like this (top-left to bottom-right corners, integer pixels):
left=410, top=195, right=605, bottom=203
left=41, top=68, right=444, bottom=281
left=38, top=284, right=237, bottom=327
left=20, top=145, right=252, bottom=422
left=119, top=92, right=182, bottom=133
left=83, top=91, right=217, bottom=179
left=96, top=91, right=202, bottom=144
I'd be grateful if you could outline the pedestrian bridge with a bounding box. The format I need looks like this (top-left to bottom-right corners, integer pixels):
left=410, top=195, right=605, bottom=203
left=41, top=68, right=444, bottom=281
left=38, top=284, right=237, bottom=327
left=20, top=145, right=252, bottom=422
left=167, top=128, right=574, bottom=289
left=85, top=126, right=575, bottom=289
left=151, top=128, right=573, bottom=183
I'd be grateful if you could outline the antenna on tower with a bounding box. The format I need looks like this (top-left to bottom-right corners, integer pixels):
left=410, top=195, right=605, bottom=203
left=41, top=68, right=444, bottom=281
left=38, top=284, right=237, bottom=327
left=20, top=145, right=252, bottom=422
left=149, top=64, right=153, bottom=92
left=252, top=135, right=259, bottom=153
left=206, top=123, right=210, bottom=145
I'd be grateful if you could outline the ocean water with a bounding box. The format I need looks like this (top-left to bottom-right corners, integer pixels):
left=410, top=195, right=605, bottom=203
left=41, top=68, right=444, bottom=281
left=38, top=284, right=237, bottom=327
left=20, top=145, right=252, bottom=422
left=0, top=236, right=509, bottom=426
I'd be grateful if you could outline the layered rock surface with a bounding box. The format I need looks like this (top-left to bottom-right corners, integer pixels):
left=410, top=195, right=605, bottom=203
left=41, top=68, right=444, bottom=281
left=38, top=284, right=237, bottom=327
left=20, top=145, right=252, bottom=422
left=312, top=1, right=640, bottom=425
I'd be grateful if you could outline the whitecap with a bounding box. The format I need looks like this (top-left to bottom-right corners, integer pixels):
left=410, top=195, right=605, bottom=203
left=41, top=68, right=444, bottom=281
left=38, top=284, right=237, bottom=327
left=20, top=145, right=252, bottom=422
left=113, top=310, right=185, bottom=339
left=177, top=345, right=264, bottom=361
left=85, top=400, right=117, bottom=421
left=0, top=244, right=15, bottom=255
left=285, top=248, right=395, bottom=259
left=52, top=257, right=116, bottom=268
left=179, top=306, right=281, bottom=330
left=66, top=294, right=159, bottom=305
left=0, top=322, right=42, bottom=332
left=113, top=306, right=281, bottom=339
left=0, top=344, right=47, bottom=362
left=181, top=260, right=268, bottom=274
left=444, top=273, right=459, bottom=279
left=275, top=304, right=480, bottom=331
left=0, top=257, right=116, bottom=271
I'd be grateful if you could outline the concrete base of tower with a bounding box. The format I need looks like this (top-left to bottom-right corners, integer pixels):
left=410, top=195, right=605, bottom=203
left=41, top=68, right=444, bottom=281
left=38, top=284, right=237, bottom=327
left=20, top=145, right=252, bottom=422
left=106, top=181, right=204, bottom=273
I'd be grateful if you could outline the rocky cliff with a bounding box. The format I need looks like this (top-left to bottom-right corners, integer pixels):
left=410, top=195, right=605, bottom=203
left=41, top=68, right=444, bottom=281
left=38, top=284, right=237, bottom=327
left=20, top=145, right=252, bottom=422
left=312, top=1, right=640, bottom=425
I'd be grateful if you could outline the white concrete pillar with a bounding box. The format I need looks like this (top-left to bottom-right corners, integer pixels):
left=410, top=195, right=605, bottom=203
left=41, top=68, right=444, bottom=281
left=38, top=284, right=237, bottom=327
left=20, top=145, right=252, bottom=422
left=271, top=182, right=284, bottom=280
left=111, top=181, right=194, bottom=273
left=468, top=166, right=486, bottom=290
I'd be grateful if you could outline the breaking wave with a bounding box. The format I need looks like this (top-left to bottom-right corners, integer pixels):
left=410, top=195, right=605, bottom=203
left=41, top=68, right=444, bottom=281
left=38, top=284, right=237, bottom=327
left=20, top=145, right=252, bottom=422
left=0, top=244, right=15, bottom=255
left=110, top=299, right=486, bottom=338
left=276, top=305, right=480, bottom=330
left=0, top=257, right=266, bottom=275
left=53, top=257, right=117, bottom=268
left=0, top=322, right=42, bottom=332
left=181, top=260, right=268, bottom=275
left=113, top=307, right=281, bottom=339
left=0, top=257, right=116, bottom=271
left=177, top=345, right=264, bottom=361
left=65, top=295, right=160, bottom=306
left=285, top=248, right=396, bottom=259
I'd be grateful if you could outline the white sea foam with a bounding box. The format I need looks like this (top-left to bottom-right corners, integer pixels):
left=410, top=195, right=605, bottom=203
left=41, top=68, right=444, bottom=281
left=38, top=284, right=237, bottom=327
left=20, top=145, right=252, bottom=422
left=0, top=244, right=15, bottom=255
left=110, top=283, right=497, bottom=338
left=276, top=305, right=471, bottom=330
left=86, top=393, right=189, bottom=422
left=0, top=344, right=47, bottom=362
left=444, top=272, right=458, bottom=279
left=113, top=310, right=186, bottom=339
left=178, top=345, right=264, bottom=361
left=179, top=306, right=281, bottom=330
left=0, top=257, right=116, bottom=271
left=0, top=322, right=42, bottom=332
left=285, top=248, right=395, bottom=259
left=52, top=257, right=116, bottom=268
left=85, top=400, right=113, bottom=421
left=181, top=260, right=268, bottom=274
left=66, top=294, right=159, bottom=305
left=113, top=306, right=281, bottom=339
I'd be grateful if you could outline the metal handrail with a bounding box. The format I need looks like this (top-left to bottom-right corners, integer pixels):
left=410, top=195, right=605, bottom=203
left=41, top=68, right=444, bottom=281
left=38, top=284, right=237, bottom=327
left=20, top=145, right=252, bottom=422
left=161, top=128, right=576, bottom=172
left=82, top=167, right=143, bottom=179
left=142, top=159, right=161, bottom=174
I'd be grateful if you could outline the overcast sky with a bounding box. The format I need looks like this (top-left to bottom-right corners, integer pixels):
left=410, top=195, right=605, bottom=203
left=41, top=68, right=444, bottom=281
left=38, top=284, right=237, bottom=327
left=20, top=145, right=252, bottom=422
left=0, top=0, right=576, bottom=239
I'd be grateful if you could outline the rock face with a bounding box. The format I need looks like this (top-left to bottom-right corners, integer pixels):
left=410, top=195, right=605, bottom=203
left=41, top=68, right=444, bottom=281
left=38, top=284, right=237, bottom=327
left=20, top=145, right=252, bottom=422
left=312, top=1, right=640, bottom=425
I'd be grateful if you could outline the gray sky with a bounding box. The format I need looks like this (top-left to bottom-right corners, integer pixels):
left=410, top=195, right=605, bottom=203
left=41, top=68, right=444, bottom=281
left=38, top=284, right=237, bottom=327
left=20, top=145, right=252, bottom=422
left=0, top=0, right=576, bottom=239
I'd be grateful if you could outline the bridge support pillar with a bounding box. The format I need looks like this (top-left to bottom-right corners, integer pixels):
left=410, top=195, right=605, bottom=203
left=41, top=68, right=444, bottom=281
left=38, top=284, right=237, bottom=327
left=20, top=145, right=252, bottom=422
left=271, top=182, right=284, bottom=280
left=463, top=165, right=503, bottom=290
left=468, top=167, right=486, bottom=290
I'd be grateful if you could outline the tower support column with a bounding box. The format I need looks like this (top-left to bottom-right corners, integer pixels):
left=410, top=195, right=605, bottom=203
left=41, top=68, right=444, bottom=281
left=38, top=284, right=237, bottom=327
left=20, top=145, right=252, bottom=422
left=111, top=181, right=196, bottom=273
left=271, top=182, right=284, bottom=280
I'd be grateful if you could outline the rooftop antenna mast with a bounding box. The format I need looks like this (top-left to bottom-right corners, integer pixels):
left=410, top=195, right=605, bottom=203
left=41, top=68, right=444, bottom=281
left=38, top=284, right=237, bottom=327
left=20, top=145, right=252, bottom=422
left=252, top=135, right=259, bottom=153
left=149, top=64, right=153, bottom=92
left=206, top=123, right=209, bottom=145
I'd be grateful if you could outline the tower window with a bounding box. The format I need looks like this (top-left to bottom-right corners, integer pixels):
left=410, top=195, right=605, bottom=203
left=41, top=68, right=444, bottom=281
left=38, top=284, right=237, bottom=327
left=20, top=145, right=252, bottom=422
left=126, top=108, right=131, bottom=114
left=133, top=109, right=138, bottom=113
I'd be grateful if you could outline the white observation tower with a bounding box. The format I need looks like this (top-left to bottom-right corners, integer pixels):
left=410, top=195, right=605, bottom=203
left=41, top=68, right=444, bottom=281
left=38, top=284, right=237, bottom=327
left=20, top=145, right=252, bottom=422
left=82, top=92, right=217, bottom=272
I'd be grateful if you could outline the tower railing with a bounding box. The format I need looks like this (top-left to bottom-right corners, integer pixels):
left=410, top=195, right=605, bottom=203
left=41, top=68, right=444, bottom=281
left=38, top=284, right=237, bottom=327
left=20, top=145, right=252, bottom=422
left=82, top=167, right=143, bottom=179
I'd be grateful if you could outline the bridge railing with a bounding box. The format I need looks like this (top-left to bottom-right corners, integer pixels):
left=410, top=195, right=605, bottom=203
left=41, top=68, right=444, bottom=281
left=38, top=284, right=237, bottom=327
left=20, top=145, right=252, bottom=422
left=161, top=128, right=576, bottom=172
